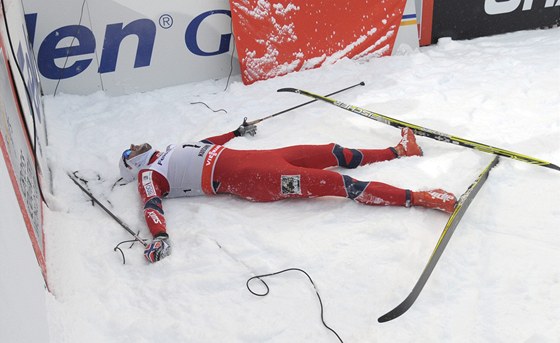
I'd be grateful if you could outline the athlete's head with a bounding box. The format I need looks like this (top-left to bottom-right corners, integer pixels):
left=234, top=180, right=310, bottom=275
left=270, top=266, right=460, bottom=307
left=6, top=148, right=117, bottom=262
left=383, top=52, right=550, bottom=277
left=119, top=143, right=156, bottom=182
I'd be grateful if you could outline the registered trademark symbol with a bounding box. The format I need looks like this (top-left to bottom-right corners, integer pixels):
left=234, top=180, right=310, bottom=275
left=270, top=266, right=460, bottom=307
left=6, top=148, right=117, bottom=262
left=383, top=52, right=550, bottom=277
left=159, top=14, right=173, bottom=29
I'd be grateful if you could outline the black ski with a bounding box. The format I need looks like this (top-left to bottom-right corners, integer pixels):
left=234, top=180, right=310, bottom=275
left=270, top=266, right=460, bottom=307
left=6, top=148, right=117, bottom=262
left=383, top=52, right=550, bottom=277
left=277, top=87, right=560, bottom=172
left=377, top=156, right=500, bottom=322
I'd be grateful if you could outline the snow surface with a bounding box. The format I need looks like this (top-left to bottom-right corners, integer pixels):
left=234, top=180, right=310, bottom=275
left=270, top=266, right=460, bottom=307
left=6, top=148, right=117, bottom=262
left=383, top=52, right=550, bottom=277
left=43, top=28, right=560, bottom=342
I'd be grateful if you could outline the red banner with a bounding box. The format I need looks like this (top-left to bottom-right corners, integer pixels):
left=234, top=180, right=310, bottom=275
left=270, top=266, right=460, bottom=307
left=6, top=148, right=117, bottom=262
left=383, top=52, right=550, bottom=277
left=230, top=0, right=407, bottom=84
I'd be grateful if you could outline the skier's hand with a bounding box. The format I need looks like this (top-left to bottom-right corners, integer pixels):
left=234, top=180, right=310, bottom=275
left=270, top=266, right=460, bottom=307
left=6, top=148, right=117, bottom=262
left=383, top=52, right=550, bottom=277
left=234, top=118, right=257, bottom=137
left=144, top=235, right=171, bottom=263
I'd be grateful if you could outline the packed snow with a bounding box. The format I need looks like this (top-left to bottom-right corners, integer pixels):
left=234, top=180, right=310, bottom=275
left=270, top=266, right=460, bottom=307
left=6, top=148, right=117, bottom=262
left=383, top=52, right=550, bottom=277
left=43, top=28, right=560, bottom=342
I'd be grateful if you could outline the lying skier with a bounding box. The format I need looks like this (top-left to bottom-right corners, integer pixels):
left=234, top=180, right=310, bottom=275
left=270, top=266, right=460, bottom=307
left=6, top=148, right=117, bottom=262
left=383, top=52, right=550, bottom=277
left=119, top=122, right=457, bottom=263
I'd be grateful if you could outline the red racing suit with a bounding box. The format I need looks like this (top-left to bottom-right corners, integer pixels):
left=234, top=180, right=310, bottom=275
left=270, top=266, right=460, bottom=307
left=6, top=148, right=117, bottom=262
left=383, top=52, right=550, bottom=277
left=137, top=131, right=410, bottom=238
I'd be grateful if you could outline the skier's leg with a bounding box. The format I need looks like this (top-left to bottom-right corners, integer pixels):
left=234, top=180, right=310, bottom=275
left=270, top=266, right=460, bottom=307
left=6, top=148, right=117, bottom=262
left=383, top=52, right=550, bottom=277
left=216, top=154, right=404, bottom=206
left=214, top=149, right=455, bottom=212
left=343, top=175, right=457, bottom=213
left=275, top=143, right=398, bottom=169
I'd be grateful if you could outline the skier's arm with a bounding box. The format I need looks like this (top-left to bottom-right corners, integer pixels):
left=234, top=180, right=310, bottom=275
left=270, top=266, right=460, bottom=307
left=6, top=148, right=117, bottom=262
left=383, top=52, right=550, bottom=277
left=201, top=120, right=257, bottom=145
left=201, top=131, right=237, bottom=145
left=137, top=170, right=169, bottom=238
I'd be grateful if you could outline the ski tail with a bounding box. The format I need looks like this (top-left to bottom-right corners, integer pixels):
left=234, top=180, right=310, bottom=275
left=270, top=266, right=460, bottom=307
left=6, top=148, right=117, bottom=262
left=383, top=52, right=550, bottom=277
left=377, top=156, right=500, bottom=323
left=277, top=88, right=560, bottom=172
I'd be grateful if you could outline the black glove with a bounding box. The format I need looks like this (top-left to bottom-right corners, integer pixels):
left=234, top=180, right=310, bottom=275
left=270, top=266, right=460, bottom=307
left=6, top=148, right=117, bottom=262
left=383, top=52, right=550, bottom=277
left=233, top=118, right=257, bottom=137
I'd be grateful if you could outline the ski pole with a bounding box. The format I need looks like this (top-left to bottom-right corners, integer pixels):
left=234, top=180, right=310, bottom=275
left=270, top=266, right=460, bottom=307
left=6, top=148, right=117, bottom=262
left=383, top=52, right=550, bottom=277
left=67, top=172, right=147, bottom=246
left=245, top=81, right=365, bottom=125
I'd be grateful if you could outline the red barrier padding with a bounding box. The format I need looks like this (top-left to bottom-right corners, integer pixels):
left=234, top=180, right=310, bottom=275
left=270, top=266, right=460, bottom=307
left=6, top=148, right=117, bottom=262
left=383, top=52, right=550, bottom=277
left=230, top=0, right=407, bottom=84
